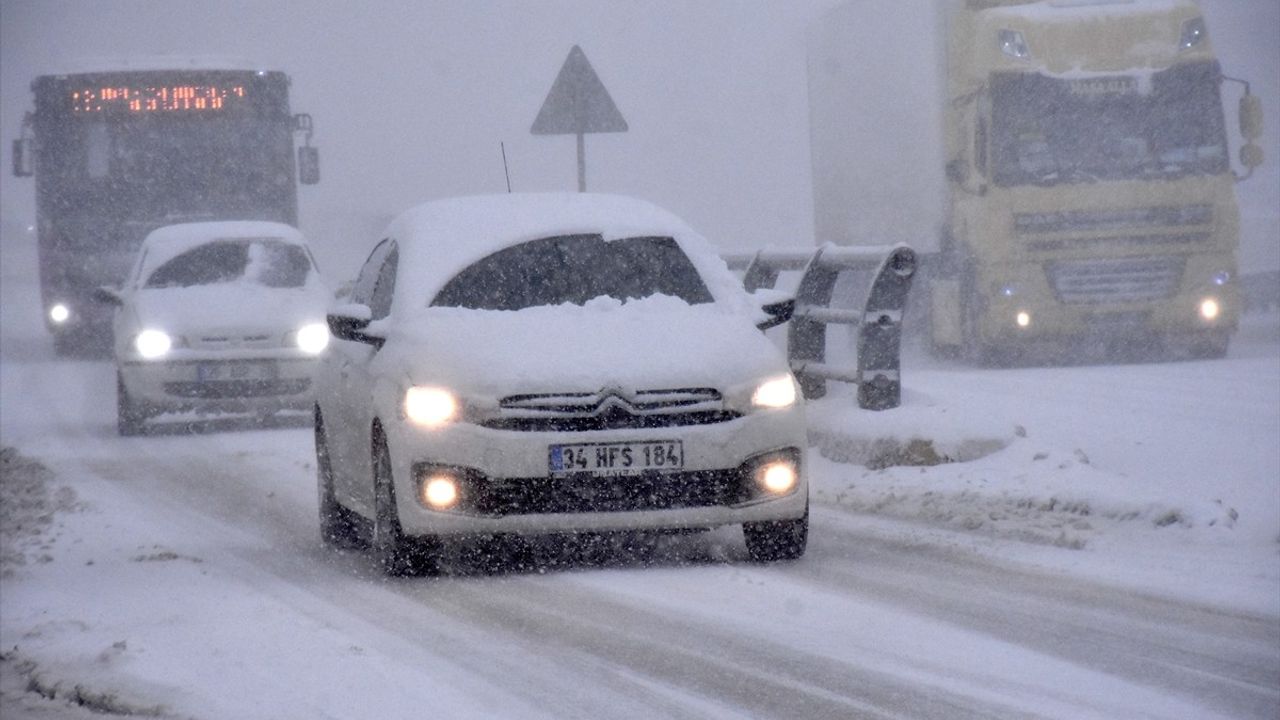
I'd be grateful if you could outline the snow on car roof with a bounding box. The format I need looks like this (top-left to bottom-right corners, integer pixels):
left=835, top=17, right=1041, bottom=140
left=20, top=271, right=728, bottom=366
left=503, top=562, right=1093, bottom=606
left=135, top=221, right=307, bottom=282
left=385, top=193, right=750, bottom=314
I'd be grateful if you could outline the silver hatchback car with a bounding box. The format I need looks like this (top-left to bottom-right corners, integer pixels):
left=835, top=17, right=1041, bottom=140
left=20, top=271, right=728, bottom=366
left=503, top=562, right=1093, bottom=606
left=315, top=194, right=807, bottom=575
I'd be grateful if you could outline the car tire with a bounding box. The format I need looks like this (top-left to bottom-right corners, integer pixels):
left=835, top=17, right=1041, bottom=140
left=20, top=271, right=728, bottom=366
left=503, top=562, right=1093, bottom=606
left=116, top=373, right=148, bottom=436
left=743, top=506, right=809, bottom=562
left=371, top=433, right=441, bottom=577
left=315, top=408, right=366, bottom=550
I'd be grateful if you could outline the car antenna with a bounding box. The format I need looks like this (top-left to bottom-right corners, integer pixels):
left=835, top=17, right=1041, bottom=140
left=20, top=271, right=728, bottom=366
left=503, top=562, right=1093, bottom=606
left=500, top=142, right=513, bottom=193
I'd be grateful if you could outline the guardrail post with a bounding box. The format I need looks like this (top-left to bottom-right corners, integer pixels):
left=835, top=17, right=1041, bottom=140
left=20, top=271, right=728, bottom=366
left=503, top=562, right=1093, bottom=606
left=855, top=246, right=917, bottom=410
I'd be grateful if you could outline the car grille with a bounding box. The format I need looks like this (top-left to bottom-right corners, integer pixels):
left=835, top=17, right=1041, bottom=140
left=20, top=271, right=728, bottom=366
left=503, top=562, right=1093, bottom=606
left=484, top=388, right=739, bottom=432
left=1047, top=256, right=1185, bottom=304
left=164, top=379, right=310, bottom=399
left=463, top=468, right=751, bottom=516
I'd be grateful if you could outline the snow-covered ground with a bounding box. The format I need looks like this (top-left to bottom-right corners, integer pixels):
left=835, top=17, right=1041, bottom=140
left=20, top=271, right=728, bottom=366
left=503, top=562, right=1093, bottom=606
left=2, top=228, right=1278, bottom=718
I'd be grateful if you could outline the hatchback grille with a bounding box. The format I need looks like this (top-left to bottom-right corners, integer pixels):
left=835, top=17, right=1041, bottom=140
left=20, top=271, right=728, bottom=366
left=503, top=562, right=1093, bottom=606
left=464, top=468, right=750, bottom=516
left=1047, top=256, right=1185, bottom=304
left=486, top=388, right=736, bottom=432
left=164, top=379, right=310, bottom=399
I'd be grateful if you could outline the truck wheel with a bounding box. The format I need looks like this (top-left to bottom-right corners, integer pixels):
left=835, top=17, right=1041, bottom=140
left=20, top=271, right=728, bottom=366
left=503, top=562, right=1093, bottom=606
left=371, top=434, right=441, bottom=576
left=315, top=408, right=366, bottom=549
left=743, top=506, right=809, bottom=562
left=116, top=373, right=148, bottom=436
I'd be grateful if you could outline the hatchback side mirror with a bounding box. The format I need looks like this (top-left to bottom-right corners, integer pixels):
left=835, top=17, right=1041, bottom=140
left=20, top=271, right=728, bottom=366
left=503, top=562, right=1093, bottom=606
left=12, top=138, right=33, bottom=177
left=756, top=296, right=796, bottom=331
left=92, top=285, right=124, bottom=307
left=327, top=303, right=381, bottom=346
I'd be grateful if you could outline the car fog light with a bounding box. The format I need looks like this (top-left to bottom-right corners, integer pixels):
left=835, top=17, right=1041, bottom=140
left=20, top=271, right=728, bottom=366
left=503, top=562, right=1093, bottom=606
left=49, top=303, right=70, bottom=324
left=295, top=322, right=330, bottom=354
left=420, top=475, right=459, bottom=510
left=1015, top=311, right=1031, bottom=328
left=757, top=462, right=798, bottom=495
left=135, top=329, right=172, bottom=359
left=1199, top=297, right=1220, bottom=321
left=404, top=386, right=458, bottom=427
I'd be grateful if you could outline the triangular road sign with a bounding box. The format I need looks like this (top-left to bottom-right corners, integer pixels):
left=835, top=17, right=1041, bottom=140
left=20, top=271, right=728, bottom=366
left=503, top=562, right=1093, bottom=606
left=531, top=45, right=628, bottom=136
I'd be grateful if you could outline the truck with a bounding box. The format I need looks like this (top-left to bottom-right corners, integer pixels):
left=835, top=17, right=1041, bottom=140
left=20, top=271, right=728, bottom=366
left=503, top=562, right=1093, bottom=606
left=10, top=59, right=321, bottom=356
left=808, top=0, right=1265, bottom=363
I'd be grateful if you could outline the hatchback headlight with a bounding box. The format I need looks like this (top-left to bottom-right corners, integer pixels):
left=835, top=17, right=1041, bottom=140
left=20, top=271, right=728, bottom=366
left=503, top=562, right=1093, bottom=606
left=295, top=322, right=330, bottom=354
left=752, top=375, right=798, bottom=409
left=134, top=329, right=172, bottom=359
left=404, top=386, right=459, bottom=427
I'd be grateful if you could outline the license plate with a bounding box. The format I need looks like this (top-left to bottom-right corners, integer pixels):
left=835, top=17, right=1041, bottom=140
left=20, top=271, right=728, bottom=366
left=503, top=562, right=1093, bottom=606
left=549, top=440, right=684, bottom=477
left=196, top=361, right=277, bottom=382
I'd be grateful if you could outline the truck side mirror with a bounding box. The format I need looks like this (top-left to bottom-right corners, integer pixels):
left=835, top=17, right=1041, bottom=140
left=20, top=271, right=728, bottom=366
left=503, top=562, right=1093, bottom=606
left=298, top=146, right=320, bottom=185
left=1240, top=143, right=1265, bottom=170
left=946, top=158, right=969, bottom=184
left=1240, top=93, right=1264, bottom=142
left=12, top=138, right=33, bottom=177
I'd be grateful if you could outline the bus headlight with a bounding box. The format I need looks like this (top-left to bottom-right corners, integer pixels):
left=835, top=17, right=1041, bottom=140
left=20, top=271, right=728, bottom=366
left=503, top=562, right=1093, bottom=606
left=1199, top=297, right=1220, bottom=321
left=134, top=329, right=173, bottom=359
left=49, top=303, right=71, bottom=324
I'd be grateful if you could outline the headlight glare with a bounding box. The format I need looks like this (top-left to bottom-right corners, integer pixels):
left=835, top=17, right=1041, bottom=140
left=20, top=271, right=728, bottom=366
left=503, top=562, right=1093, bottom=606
left=752, top=375, right=797, bottom=409
left=134, top=329, right=172, bottom=359
left=295, top=322, right=330, bottom=354
left=1199, top=297, right=1220, bottom=321
left=49, top=303, right=71, bottom=324
left=404, top=386, right=458, bottom=427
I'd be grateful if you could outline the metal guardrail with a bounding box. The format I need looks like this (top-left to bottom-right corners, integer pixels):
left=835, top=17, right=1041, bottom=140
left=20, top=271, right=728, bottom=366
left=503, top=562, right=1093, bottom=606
left=724, top=243, right=917, bottom=410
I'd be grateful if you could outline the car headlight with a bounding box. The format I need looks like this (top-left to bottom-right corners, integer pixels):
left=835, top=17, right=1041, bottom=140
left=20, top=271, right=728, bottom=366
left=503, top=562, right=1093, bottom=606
left=404, top=386, right=459, bottom=427
left=295, top=322, right=330, bottom=354
left=752, top=375, right=798, bottom=409
left=134, top=329, right=172, bottom=359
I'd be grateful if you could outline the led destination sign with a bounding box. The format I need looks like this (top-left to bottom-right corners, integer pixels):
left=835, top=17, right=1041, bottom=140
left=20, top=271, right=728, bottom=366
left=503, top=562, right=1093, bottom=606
left=70, top=84, right=247, bottom=113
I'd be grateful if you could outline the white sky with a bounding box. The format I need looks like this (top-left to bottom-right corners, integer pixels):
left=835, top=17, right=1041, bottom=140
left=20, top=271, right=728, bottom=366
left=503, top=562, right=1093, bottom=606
left=2, top=0, right=1277, bottom=278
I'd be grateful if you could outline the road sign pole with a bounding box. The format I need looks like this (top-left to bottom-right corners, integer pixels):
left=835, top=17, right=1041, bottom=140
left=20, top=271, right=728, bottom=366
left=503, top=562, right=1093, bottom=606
left=577, top=133, right=586, bottom=192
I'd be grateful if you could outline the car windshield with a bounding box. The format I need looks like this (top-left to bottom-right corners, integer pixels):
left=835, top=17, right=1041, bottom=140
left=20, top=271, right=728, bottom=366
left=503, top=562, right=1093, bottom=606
left=430, top=234, right=715, bottom=310
left=144, top=238, right=312, bottom=289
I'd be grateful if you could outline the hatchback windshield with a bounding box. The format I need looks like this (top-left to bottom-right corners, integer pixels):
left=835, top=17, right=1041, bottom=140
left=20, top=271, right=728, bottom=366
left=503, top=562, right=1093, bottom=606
left=144, top=238, right=312, bottom=289
left=431, top=234, right=714, bottom=310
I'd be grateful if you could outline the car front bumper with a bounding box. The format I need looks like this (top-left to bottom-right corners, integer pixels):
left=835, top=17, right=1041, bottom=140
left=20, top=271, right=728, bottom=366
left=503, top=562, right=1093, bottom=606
left=120, top=355, right=320, bottom=414
left=385, top=407, right=809, bottom=537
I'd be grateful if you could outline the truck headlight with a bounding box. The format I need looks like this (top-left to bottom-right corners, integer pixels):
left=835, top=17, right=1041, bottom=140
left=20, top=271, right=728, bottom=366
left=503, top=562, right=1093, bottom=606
left=1180, top=17, right=1206, bottom=50
left=134, top=329, right=172, bottom=359
left=752, top=375, right=797, bottom=409
left=1199, top=297, right=1220, bottom=321
left=295, top=322, right=330, bottom=354
left=404, top=386, right=458, bottom=427
left=999, top=29, right=1030, bottom=59
left=49, top=303, right=71, bottom=324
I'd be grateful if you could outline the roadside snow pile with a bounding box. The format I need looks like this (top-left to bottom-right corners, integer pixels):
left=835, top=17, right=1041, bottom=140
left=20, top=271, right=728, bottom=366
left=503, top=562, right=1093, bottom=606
left=1, top=446, right=80, bottom=577
left=807, top=385, right=1243, bottom=549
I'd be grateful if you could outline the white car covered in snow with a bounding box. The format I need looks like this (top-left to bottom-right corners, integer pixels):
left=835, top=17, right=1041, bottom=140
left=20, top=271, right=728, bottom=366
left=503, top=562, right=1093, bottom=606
left=315, top=193, right=808, bottom=575
left=97, top=221, right=331, bottom=435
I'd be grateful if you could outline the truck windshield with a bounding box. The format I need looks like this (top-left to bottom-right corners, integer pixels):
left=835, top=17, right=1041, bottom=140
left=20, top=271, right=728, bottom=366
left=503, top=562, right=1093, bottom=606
left=989, top=61, right=1229, bottom=187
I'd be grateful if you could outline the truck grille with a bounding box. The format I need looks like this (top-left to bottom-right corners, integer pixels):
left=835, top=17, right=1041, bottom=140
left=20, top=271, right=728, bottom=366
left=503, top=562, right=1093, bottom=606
left=1047, top=256, right=1185, bottom=304
left=1015, top=205, right=1212, bottom=235
left=484, top=388, right=737, bottom=432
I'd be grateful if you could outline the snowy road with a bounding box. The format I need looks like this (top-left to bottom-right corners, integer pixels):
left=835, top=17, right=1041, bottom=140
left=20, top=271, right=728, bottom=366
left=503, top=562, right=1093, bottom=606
left=3, top=348, right=1278, bottom=719
left=3, top=235, right=1279, bottom=718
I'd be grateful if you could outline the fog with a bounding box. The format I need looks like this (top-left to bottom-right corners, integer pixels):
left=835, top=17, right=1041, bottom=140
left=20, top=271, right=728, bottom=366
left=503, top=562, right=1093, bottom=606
left=2, top=0, right=1277, bottom=279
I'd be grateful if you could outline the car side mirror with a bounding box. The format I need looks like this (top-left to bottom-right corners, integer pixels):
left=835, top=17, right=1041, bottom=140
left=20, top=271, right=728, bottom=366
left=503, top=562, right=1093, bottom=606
left=752, top=289, right=795, bottom=331
left=92, top=285, right=124, bottom=307
left=327, top=303, right=379, bottom=345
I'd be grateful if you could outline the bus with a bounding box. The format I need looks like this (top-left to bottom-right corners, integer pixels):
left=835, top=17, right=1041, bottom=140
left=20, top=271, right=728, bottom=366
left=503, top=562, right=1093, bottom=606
left=10, top=60, right=320, bottom=355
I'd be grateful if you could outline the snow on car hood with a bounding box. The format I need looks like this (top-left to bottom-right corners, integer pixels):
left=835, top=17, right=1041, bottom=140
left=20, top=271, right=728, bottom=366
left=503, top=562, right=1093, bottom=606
left=131, top=281, right=330, bottom=336
left=379, top=295, right=790, bottom=397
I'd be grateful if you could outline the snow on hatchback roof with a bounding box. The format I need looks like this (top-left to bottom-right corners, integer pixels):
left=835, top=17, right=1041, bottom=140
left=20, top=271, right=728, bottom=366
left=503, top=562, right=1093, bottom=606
left=137, top=221, right=307, bottom=279
left=385, top=193, right=748, bottom=313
